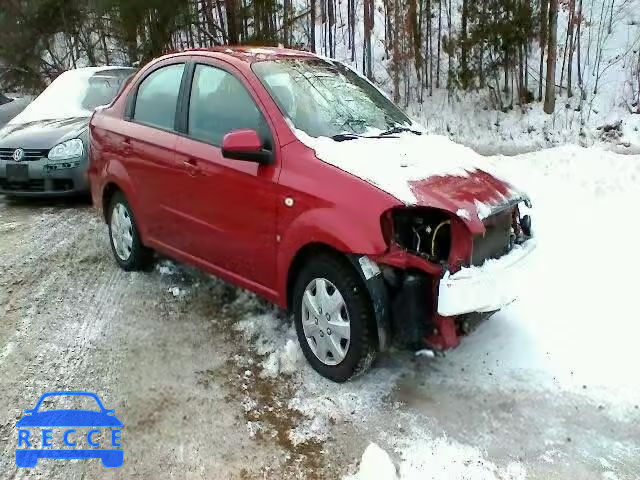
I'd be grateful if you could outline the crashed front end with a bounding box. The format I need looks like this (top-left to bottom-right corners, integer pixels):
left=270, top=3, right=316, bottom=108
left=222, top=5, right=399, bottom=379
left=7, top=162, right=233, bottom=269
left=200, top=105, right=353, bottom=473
left=371, top=194, right=536, bottom=351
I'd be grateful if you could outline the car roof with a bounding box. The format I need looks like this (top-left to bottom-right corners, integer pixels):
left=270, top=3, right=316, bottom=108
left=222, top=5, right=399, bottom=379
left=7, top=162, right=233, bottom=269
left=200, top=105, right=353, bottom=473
left=164, top=46, right=320, bottom=64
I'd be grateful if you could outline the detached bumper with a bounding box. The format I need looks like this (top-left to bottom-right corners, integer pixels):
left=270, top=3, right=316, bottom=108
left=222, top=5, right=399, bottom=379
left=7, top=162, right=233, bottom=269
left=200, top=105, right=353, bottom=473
left=0, top=158, right=89, bottom=197
left=437, top=239, right=537, bottom=316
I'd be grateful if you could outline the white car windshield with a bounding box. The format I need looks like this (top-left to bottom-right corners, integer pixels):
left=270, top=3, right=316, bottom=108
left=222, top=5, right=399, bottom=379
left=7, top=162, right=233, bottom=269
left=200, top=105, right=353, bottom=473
left=9, top=67, right=134, bottom=125
left=252, top=58, right=413, bottom=138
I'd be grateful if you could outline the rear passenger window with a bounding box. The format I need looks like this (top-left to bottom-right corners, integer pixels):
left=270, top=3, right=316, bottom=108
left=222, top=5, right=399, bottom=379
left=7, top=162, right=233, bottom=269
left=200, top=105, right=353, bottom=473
left=188, top=64, right=267, bottom=146
left=133, top=64, right=185, bottom=130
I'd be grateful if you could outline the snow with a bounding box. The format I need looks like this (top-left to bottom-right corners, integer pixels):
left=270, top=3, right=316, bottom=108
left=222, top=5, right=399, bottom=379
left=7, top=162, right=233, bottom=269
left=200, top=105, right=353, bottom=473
left=347, top=437, right=527, bottom=480
left=470, top=145, right=640, bottom=402
left=294, top=128, right=517, bottom=206
left=346, top=443, right=397, bottom=480
left=8, top=66, right=125, bottom=125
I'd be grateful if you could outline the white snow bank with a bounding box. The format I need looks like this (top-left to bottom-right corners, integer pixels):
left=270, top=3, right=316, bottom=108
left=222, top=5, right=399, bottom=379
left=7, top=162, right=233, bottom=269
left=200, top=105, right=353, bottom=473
left=346, top=443, right=397, bottom=480
left=294, top=129, right=516, bottom=206
left=233, top=313, right=304, bottom=377
left=347, top=438, right=526, bottom=480
left=446, top=145, right=640, bottom=403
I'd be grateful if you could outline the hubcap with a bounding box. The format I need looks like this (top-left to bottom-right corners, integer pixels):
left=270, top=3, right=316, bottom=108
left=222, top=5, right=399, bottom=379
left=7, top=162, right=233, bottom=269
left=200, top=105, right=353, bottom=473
left=110, top=203, right=134, bottom=261
left=301, top=278, right=351, bottom=366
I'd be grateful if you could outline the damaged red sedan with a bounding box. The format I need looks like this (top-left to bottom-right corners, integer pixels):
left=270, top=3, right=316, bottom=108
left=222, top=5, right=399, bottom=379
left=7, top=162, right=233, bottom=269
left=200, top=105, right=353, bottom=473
left=88, top=47, right=535, bottom=382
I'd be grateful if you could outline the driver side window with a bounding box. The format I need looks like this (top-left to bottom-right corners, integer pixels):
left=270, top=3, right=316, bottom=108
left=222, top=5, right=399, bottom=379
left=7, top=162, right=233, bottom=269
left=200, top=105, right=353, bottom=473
left=188, top=64, right=268, bottom=146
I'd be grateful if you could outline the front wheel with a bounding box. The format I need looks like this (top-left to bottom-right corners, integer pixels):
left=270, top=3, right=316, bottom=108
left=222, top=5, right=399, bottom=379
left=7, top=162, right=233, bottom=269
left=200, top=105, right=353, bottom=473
left=107, top=191, right=152, bottom=271
left=293, top=254, right=378, bottom=382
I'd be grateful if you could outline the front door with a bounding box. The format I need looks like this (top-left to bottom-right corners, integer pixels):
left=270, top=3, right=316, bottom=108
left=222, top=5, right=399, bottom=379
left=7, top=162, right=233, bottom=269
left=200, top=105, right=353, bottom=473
left=173, top=62, right=279, bottom=292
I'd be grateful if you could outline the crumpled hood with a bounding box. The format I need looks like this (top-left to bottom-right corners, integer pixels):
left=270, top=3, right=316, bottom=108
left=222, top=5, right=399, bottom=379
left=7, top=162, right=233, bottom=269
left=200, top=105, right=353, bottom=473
left=0, top=116, right=88, bottom=150
left=295, top=131, right=527, bottom=230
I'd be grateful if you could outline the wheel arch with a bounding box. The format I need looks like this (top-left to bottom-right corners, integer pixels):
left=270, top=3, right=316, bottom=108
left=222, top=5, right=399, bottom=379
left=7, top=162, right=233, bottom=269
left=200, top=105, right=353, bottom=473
left=285, top=242, right=390, bottom=351
left=286, top=242, right=343, bottom=311
left=101, top=182, right=121, bottom=222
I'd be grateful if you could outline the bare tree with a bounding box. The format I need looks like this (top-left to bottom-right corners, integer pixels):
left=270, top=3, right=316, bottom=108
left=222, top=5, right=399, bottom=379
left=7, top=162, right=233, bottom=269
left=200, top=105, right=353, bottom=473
left=436, top=0, right=442, bottom=88
left=539, top=0, right=549, bottom=101
left=544, top=0, right=558, bottom=113
left=310, top=0, right=316, bottom=52
left=567, top=0, right=576, bottom=97
left=364, top=0, right=374, bottom=79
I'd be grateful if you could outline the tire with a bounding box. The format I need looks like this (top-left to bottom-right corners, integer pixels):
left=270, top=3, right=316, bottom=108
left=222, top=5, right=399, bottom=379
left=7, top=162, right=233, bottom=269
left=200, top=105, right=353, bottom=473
left=293, top=254, right=378, bottom=382
left=107, top=191, right=152, bottom=271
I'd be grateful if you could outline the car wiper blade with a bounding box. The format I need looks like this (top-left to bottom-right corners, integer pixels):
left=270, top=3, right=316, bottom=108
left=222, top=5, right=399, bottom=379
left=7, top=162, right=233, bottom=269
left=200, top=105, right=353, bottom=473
left=331, top=133, right=362, bottom=142
left=331, top=127, right=422, bottom=142
left=378, top=126, right=423, bottom=136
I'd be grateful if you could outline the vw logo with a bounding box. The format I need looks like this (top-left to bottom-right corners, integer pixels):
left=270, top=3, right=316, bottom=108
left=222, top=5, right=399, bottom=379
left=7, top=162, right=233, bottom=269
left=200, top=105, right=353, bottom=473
left=12, top=148, right=25, bottom=162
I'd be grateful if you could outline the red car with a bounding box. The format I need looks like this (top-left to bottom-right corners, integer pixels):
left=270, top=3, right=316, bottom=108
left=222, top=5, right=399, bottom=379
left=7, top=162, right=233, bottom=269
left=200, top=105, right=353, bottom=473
left=88, top=47, right=535, bottom=382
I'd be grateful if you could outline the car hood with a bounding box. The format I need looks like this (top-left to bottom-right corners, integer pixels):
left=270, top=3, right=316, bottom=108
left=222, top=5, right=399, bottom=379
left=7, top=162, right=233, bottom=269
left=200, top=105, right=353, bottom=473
left=295, top=131, right=527, bottom=233
left=0, top=116, right=88, bottom=149
left=16, top=410, right=123, bottom=427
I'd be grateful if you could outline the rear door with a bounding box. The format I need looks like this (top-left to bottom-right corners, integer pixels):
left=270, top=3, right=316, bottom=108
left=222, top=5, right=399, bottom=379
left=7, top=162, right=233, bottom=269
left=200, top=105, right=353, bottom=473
left=172, top=61, right=280, bottom=292
left=125, top=61, right=187, bottom=244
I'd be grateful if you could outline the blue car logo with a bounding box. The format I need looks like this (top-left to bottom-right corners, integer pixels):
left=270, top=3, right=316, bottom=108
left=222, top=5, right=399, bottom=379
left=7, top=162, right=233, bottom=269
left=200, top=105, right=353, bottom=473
left=15, top=391, right=123, bottom=468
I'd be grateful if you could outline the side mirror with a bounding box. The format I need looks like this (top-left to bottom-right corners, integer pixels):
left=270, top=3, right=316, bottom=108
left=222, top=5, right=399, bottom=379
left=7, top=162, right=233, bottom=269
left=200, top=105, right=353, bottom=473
left=222, top=129, right=273, bottom=165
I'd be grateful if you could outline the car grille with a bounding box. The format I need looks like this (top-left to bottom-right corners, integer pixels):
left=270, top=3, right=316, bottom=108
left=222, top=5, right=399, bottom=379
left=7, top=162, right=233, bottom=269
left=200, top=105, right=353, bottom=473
left=0, top=148, right=49, bottom=162
left=470, top=210, right=512, bottom=266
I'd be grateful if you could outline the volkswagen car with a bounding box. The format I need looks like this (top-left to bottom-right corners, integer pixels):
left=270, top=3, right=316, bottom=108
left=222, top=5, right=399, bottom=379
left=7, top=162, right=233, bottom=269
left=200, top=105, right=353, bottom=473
left=0, top=67, right=135, bottom=197
left=89, top=47, right=535, bottom=382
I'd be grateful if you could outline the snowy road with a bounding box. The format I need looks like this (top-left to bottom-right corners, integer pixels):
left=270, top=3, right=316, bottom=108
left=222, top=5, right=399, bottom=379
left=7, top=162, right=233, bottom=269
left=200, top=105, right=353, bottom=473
left=0, top=146, right=639, bottom=479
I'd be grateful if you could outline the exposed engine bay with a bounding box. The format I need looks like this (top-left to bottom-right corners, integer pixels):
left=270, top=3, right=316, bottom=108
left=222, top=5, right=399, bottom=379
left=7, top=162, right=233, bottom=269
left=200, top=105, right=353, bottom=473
left=391, top=204, right=533, bottom=267
left=392, top=209, right=453, bottom=264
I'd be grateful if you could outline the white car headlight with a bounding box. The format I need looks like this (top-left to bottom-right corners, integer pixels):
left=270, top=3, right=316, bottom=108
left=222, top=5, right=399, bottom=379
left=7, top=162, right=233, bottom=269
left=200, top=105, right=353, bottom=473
left=48, top=139, right=84, bottom=162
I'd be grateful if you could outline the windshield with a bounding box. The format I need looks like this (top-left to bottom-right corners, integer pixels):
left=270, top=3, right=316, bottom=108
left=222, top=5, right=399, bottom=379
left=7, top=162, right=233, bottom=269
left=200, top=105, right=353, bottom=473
left=252, top=59, right=412, bottom=138
left=9, top=67, right=135, bottom=125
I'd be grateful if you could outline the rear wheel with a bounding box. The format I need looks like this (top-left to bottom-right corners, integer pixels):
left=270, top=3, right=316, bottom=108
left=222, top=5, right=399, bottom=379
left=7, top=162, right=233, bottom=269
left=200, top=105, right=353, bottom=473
left=107, top=191, right=152, bottom=271
left=293, top=254, right=377, bottom=382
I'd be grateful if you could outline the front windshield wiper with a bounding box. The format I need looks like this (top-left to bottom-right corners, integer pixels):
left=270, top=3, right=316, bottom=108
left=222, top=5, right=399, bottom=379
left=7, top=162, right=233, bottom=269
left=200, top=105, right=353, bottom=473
left=331, top=133, right=363, bottom=142
left=378, top=125, right=423, bottom=136
left=330, top=125, right=422, bottom=142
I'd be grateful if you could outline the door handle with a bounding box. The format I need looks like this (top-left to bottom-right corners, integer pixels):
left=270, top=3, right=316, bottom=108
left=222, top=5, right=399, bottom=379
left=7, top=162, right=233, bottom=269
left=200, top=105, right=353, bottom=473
left=121, top=137, right=133, bottom=155
left=183, top=158, right=201, bottom=176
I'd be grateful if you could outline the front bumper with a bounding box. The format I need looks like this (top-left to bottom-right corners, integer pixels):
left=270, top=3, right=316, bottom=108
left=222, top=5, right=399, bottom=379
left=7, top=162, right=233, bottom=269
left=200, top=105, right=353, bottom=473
left=0, top=158, right=89, bottom=197
left=437, top=238, right=537, bottom=316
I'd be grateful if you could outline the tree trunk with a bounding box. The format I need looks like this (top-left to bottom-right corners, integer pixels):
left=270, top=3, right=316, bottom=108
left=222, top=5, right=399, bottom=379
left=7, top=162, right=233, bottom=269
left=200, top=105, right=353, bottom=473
left=539, top=0, right=549, bottom=101
left=225, top=0, right=238, bottom=44
left=283, top=0, right=290, bottom=46
left=567, top=0, right=576, bottom=97
left=392, top=0, right=401, bottom=101
left=409, top=0, right=420, bottom=81
left=328, top=0, right=335, bottom=57
left=364, top=0, right=374, bottom=79
left=577, top=0, right=583, bottom=94
left=310, top=0, right=316, bottom=52
left=544, top=0, right=558, bottom=114
left=559, top=12, right=570, bottom=95
left=427, top=0, right=432, bottom=95
left=436, top=0, right=441, bottom=88
left=460, top=0, right=468, bottom=87
left=608, top=0, right=615, bottom=34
